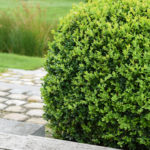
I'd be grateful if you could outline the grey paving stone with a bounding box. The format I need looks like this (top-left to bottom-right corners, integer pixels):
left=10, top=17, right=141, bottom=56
left=9, top=89, right=28, bottom=94
left=11, top=75, right=21, bottom=78
left=0, top=87, right=10, bottom=92
left=4, top=77, right=18, bottom=80
left=0, top=92, right=9, bottom=97
left=36, top=84, right=42, bottom=87
left=26, top=91, right=41, bottom=96
left=34, top=77, right=41, bottom=80
left=21, top=79, right=33, bottom=82
left=34, top=80, right=43, bottom=84
left=22, top=75, right=34, bottom=79
left=36, top=73, right=46, bottom=77
left=3, top=113, right=28, bottom=121
left=24, top=103, right=43, bottom=109
left=8, top=94, right=27, bottom=100
left=0, top=104, right=7, bottom=110
left=5, top=100, right=26, bottom=106
left=0, top=97, right=8, bottom=103
left=0, top=79, right=9, bottom=82
left=1, top=73, right=10, bottom=77
left=26, top=118, right=47, bottom=125
left=24, top=82, right=34, bottom=85
left=28, top=96, right=42, bottom=102
left=9, top=81, right=22, bottom=84
left=26, top=109, right=44, bottom=117
left=5, top=106, right=26, bottom=113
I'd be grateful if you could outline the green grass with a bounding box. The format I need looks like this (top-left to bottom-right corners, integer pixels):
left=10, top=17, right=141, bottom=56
left=0, top=0, right=84, bottom=23
left=0, top=0, right=84, bottom=57
left=0, top=53, right=44, bottom=72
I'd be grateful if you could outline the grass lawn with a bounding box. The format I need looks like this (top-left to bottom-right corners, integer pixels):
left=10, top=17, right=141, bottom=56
left=0, top=53, right=44, bottom=72
left=0, top=0, right=84, bottom=23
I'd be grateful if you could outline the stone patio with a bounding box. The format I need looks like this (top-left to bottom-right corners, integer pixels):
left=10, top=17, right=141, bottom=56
left=0, top=68, right=47, bottom=125
left=0, top=68, right=121, bottom=150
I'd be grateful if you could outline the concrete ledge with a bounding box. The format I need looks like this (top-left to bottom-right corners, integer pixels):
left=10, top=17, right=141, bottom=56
left=0, top=132, right=120, bottom=150
left=0, top=118, right=45, bottom=136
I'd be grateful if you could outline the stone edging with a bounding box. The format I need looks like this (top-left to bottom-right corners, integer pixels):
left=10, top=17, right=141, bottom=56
left=0, top=132, right=120, bottom=150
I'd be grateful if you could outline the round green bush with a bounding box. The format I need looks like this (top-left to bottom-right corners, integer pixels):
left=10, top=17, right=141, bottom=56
left=42, top=0, right=150, bottom=149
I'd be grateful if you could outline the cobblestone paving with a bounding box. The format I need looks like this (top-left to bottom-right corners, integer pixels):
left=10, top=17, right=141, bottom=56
left=0, top=68, right=47, bottom=125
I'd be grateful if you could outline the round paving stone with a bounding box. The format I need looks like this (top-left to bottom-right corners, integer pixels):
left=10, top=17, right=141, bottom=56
left=0, top=104, right=7, bottom=110
left=5, top=106, right=26, bottom=113
left=5, top=100, right=26, bottom=106
left=24, top=103, right=43, bottom=109
left=0, top=97, right=8, bottom=103
left=24, top=82, right=34, bottom=86
left=26, top=118, right=47, bottom=125
left=4, top=77, right=18, bottom=80
left=0, top=87, right=10, bottom=92
left=27, top=96, right=42, bottom=103
left=0, top=92, right=9, bottom=97
left=3, top=113, right=28, bottom=121
left=8, top=94, right=27, bottom=100
left=26, top=109, right=44, bottom=117
left=21, top=79, right=33, bottom=82
left=9, top=89, right=27, bottom=94
left=9, top=81, right=22, bottom=84
left=1, top=73, right=10, bottom=77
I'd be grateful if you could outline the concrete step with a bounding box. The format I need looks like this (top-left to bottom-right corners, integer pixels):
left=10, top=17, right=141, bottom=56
left=0, top=118, right=45, bottom=136
left=0, top=132, right=120, bottom=150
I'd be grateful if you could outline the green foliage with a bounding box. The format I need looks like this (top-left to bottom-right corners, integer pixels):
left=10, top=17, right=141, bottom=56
left=0, top=3, right=56, bottom=57
left=85, top=0, right=93, bottom=2
left=0, top=0, right=84, bottom=23
left=42, top=0, right=150, bottom=149
left=0, top=12, right=13, bottom=53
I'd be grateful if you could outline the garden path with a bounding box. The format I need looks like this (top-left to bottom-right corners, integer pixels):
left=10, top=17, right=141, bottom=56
left=0, top=68, right=47, bottom=125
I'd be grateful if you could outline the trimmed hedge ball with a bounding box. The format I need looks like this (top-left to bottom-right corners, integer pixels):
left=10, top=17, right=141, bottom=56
left=42, top=0, right=150, bottom=149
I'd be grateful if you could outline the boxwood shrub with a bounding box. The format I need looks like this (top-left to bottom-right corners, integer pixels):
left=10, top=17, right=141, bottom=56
left=42, top=0, right=150, bottom=149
